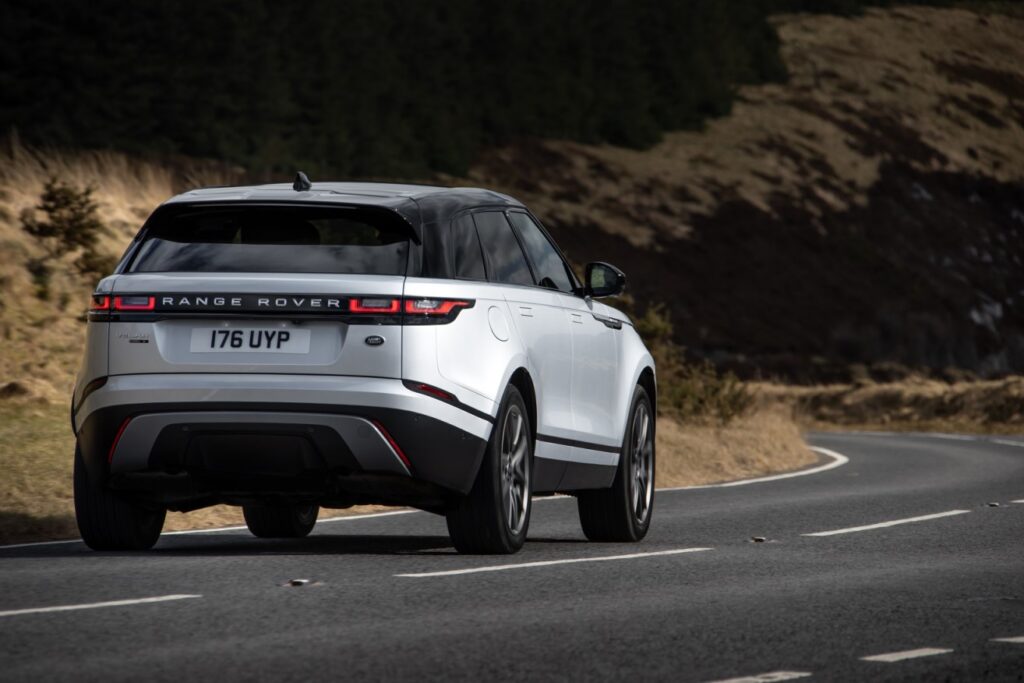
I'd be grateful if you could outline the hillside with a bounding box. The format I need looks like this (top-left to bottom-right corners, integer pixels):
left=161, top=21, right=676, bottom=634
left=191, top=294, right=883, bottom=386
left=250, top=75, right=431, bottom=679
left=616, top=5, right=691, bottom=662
left=1, top=5, right=1023, bottom=402
left=467, top=6, right=1024, bottom=381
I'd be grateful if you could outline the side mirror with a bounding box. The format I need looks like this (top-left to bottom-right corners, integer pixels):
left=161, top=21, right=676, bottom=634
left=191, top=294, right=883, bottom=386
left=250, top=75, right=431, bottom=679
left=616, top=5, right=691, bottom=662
left=584, top=262, right=626, bottom=298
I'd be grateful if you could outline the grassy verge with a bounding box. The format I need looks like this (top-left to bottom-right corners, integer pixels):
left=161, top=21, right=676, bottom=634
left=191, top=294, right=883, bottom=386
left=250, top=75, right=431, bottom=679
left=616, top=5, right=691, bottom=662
left=0, top=399, right=814, bottom=545
left=756, top=377, right=1024, bottom=434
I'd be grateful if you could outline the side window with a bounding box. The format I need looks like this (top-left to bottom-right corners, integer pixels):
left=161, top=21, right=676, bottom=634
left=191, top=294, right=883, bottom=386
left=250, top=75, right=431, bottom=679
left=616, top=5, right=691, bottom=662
left=451, top=214, right=486, bottom=280
left=507, top=212, right=574, bottom=293
left=472, top=211, right=534, bottom=286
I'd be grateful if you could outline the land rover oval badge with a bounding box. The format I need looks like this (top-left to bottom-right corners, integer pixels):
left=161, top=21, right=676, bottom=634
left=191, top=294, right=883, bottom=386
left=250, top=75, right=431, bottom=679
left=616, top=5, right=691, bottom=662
left=365, top=335, right=385, bottom=347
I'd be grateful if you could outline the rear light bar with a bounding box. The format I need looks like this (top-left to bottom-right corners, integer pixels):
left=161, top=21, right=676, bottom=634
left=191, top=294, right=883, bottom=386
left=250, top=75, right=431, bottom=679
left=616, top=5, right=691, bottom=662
left=88, top=293, right=473, bottom=323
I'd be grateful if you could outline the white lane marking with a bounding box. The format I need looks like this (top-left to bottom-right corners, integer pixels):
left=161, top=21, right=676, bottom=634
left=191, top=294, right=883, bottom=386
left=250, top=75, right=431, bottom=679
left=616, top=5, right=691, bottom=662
left=802, top=509, right=970, bottom=537
left=662, top=446, right=849, bottom=491
left=860, top=647, right=953, bottom=662
left=992, top=636, right=1024, bottom=644
left=0, top=594, right=201, bottom=618
left=396, top=547, right=712, bottom=578
left=706, top=671, right=812, bottom=683
left=990, top=439, right=1024, bottom=448
left=926, top=433, right=977, bottom=441
left=1012, top=500, right=1024, bottom=504
left=0, top=509, right=420, bottom=550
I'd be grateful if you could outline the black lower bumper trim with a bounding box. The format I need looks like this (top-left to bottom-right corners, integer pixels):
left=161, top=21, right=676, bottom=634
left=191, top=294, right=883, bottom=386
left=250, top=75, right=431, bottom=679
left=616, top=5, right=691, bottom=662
left=78, top=402, right=488, bottom=501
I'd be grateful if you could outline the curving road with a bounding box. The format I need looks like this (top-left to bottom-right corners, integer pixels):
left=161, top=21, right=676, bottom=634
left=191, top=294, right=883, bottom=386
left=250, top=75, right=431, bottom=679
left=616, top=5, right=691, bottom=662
left=1, top=432, right=1023, bottom=682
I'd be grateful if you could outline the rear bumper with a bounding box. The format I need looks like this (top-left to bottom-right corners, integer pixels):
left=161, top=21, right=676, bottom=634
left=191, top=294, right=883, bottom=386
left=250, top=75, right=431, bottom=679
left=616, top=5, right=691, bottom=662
left=75, top=374, right=494, bottom=501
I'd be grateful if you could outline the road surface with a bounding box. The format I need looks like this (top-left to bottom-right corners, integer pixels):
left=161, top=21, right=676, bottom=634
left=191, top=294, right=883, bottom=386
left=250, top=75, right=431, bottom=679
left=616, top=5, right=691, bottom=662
left=1, top=432, right=1022, bottom=681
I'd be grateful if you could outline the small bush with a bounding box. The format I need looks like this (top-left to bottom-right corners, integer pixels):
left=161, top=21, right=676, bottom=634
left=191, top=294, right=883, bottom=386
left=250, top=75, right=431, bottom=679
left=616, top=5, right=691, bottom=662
left=20, top=177, right=112, bottom=284
left=630, top=300, right=753, bottom=424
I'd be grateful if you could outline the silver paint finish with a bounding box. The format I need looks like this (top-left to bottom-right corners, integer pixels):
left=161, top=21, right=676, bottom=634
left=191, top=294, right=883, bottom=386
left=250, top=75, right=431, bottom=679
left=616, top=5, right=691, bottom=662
left=76, top=374, right=493, bottom=441
left=78, top=193, right=657, bottom=480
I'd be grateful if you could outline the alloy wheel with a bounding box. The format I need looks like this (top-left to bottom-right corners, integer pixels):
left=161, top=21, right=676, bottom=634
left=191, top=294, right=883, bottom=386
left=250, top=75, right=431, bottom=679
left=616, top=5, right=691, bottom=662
left=500, top=405, right=530, bottom=535
left=630, top=403, right=654, bottom=524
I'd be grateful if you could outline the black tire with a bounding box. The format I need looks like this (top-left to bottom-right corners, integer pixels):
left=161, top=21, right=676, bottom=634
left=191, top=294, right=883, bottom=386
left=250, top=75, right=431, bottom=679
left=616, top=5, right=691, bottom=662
left=446, top=385, right=533, bottom=554
left=242, top=504, right=319, bottom=538
left=74, top=445, right=165, bottom=551
left=577, top=385, right=655, bottom=542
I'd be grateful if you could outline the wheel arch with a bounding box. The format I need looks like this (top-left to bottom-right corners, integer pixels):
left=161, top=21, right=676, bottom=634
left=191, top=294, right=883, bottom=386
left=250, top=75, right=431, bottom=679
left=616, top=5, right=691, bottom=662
left=507, top=366, right=538, bottom=448
left=637, top=365, right=657, bottom=422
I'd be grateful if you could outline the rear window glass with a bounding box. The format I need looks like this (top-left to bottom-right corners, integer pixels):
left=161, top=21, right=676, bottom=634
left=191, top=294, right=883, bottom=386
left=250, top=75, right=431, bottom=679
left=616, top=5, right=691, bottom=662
left=129, top=206, right=410, bottom=274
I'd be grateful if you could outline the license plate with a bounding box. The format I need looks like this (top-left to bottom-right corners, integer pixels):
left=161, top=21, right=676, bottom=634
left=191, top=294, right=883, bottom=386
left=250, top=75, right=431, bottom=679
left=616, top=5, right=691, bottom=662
left=189, top=328, right=311, bottom=354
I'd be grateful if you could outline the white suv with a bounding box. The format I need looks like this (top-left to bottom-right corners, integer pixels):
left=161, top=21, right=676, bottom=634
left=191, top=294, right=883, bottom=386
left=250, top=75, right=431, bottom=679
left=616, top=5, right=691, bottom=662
left=72, top=178, right=656, bottom=554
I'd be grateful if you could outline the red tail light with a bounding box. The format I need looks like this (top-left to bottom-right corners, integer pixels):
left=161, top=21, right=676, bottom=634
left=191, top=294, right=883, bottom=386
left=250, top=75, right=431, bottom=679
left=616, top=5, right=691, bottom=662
left=90, top=295, right=110, bottom=311
left=371, top=420, right=411, bottom=468
left=349, top=297, right=400, bottom=314
left=404, top=298, right=471, bottom=316
left=108, top=417, right=132, bottom=463
left=113, top=296, right=156, bottom=311
left=403, top=380, right=455, bottom=402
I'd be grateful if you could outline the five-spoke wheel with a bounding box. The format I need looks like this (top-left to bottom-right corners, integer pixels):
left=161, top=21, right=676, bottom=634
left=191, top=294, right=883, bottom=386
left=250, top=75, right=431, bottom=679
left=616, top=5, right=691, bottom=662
left=446, top=385, right=533, bottom=553
left=577, top=384, right=655, bottom=542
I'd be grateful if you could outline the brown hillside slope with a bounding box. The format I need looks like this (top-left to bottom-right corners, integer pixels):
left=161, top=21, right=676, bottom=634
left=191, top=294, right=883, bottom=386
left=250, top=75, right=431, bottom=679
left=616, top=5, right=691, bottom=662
left=467, top=7, right=1024, bottom=381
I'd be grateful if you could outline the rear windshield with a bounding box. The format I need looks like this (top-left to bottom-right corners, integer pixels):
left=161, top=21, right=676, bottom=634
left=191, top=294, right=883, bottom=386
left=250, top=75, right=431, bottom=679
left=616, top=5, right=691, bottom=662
left=128, top=205, right=410, bottom=274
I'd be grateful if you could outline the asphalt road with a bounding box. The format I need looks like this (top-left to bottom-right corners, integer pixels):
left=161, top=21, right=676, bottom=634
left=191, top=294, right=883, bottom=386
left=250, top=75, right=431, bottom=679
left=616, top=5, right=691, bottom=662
left=1, top=432, right=1023, bottom=682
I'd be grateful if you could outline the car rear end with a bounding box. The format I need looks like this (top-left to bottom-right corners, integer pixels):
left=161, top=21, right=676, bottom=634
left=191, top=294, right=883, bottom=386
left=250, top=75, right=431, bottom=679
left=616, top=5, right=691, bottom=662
left=72, top=196, right=492, bottom=516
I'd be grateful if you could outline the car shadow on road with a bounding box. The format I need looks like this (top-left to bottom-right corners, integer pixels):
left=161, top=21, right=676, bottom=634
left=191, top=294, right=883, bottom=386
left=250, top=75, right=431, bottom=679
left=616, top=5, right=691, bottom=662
left=0, top=533, right=591, bottom=559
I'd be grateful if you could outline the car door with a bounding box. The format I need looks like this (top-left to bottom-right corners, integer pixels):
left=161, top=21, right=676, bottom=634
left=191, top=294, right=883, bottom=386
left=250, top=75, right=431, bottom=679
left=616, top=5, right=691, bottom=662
left=505, top=211, right=621, bottom=457
left=473, top=211, right=575, bottom=460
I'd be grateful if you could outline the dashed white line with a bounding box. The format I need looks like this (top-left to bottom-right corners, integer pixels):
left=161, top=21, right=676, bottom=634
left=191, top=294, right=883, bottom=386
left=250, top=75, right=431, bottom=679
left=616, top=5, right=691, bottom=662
left=663, top=446, right=849, bottom=491
left=1012, top=500, right=1024, bottom=504
left=860, top=647, right=953, bottom=662
left=992, top=636, right=1024, bottom=644
left=706, top=671, right=812, bottom=683
left=0, top=594, right=201, bottom=618
left=395, top=547, right=712, bottom=578
left=802, top=509, right=971, bottom=537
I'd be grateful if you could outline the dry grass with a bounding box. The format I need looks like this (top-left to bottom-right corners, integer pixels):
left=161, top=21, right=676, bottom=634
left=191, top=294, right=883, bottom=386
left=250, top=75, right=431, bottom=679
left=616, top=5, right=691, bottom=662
left=0, top=137, right=234, bottom=403
left=757, top=377, right=1024, bottom=433
left=656, top=407, right=816, bottom=487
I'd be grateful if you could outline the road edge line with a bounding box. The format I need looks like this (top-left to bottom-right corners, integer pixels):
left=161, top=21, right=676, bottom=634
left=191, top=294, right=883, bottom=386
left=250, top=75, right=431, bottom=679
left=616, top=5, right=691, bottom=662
left=659, top=446, right=849, bottom=492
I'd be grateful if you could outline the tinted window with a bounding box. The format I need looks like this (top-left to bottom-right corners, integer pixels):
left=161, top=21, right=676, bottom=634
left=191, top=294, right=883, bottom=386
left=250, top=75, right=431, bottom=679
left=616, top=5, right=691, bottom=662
left=451, top=214, right=486, bottom=280
left=473, top=211, right=534, bottom=286
left=507, top=212, right=574, bottom=293
left=129, top=206, right=409, bottom=274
